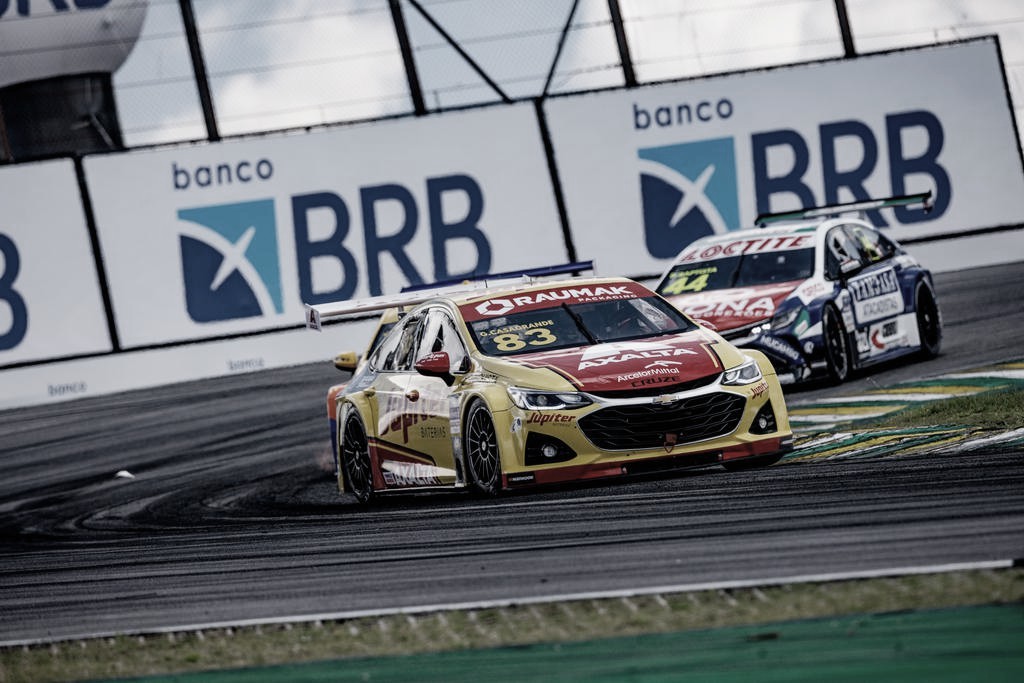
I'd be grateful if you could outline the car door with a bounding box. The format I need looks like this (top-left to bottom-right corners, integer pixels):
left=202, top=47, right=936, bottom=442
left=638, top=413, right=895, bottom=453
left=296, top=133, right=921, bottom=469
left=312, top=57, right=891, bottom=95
left=837, top=223, right=904, bottom=358
left=399, top=306, right=467, bottom=486
left=365, top=311, right=439, bottom=489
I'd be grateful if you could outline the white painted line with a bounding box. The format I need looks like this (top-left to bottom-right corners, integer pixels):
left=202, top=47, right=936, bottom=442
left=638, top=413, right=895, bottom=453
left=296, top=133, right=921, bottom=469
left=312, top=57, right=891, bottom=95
left=795, top=433, right=855, bottom=449
left=956, top=427, right=1024, bottom=449
left=789, top=410, right=895, bottom=423
left=3, top=559, right=1016, bottom=648
left=803, top=393, right=969, bottom=403
left=942, top=370, right=1024, bottom=381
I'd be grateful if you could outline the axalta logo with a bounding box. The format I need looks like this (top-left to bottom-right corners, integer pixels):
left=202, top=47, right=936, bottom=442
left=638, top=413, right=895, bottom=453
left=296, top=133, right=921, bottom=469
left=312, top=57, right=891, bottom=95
left=638, top=138, right=740, bottom=259
left=578, top=341, right=697, bottom=370
left=178, top=199, right=283, bottom=323
left=474, top=285, right=634, bottom=316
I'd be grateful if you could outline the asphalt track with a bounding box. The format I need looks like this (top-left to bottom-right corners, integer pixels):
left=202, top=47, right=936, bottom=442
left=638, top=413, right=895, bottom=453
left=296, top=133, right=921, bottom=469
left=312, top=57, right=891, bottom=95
left=1, top=262, right=1022, bottom=645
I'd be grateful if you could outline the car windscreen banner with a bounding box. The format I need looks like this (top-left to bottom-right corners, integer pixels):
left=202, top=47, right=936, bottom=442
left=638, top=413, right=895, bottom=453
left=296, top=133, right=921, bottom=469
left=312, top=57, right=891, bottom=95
left=0, top=159, right=113, bottom=368
left=543, top=37, right=1024, bottom=278
left=83, top=103, right=567, bottom=347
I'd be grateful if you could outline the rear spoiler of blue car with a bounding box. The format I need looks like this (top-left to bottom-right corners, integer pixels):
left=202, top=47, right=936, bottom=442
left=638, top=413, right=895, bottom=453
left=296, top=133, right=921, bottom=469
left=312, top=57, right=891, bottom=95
left=755, top=191, right=933, bottom=227
left=304, top=260, right=595, bottom=331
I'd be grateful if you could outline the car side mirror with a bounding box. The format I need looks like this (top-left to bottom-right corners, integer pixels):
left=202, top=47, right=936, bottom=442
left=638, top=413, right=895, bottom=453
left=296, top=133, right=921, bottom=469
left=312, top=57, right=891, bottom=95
left=333, top=351, right=359, bottom=372
left=414, top=351, right=454, bottom=385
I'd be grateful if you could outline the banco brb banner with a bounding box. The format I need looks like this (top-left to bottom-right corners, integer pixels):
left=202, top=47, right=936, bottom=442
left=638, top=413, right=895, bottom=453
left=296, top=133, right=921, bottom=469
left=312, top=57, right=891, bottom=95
left=545, top=38, right=1024, bottom=278
left=84, top=103, right=566, bottom=348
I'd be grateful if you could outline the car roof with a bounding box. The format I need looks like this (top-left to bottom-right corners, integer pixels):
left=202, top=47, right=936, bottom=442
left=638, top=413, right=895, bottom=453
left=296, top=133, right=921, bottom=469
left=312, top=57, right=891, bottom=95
left=686, top=222, right=824, bottom=248
left=441, top=276, right=644, bottom=307
left=305, top=276, right=648, bottom=330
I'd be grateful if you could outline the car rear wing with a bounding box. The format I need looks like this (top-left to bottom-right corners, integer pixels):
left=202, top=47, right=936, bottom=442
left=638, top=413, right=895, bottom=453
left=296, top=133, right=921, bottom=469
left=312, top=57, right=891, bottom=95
left=304, top=260, right=595, bottom=331
left=754, top=191, right=933, bottom=227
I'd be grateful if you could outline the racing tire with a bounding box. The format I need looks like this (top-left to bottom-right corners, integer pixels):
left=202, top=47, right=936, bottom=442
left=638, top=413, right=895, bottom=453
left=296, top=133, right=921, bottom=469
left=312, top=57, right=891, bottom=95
left=915, top=281, right=942, bottom=359
left=722, top=453, right=784, bottom=472
left=464, top=401, right=502, bottom=496
left=340, top=412, right=374, bottom=504
left=821, top=304, right=852, bottom=384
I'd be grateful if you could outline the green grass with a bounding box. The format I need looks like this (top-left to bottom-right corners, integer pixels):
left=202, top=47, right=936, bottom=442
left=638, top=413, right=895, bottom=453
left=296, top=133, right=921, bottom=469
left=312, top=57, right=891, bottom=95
left=863, top=386, right=1024, bottom=430
left=2, top=569, right=1022, bottom=683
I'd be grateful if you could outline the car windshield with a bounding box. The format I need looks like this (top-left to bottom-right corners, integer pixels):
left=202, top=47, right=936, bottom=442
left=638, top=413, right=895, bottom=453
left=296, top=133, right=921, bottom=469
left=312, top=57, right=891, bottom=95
left=467, top=296, right=697, bottom=357
left=658, top=248, right=815, bottom=296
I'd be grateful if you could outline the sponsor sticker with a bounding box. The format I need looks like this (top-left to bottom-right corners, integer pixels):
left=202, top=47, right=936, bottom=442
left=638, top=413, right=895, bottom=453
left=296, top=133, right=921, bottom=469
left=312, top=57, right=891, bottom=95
left=382, top=461, right=443, bottom=487
left=676, top=234, right=812, bottom=264
left=526, top=413, right=576, bottom=425
left=750, top=380, right=769, bottom=399
left=507, top=472, right=537, bottom=486
left=578, top=340, right=697, bottom=370
left=467, top=284, right=641, bottom=319
left=848, top=268, right=903, bottom=324
left=757, top=335, right=804, bottom=364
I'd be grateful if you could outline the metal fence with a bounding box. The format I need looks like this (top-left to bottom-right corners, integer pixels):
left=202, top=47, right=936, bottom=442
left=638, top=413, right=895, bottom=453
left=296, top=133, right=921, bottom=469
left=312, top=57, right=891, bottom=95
left=2, top=0, right=1023, bottom=160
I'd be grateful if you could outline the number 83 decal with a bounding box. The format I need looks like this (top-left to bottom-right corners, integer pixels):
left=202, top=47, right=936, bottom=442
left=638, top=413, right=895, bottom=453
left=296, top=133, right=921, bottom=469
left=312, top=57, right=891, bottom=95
left=492, top=328, right=557, bottom=352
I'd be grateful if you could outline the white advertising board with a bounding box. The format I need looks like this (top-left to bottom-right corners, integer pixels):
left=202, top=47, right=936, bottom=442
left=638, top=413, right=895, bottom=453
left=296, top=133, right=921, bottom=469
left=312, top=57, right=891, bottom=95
left=84, top=102, right=567, bottom=347
left=544, top=38, right=1024, bottom=278
left=0, top=317, right=376, bottom=410
left=0, top=159, right=113, bottom=367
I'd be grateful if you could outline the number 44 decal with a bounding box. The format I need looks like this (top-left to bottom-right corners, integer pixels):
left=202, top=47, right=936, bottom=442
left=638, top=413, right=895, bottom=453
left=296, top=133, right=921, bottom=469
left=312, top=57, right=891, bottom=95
left=660, top=270, right=712, bottom=295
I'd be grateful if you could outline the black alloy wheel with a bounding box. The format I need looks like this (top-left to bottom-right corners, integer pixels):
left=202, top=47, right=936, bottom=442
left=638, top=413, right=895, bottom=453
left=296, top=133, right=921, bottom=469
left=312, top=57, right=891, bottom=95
left=822, top=303, right=852, bottom=383
left=465, top=401, right=501, bottom=495
left=341, top=413, right=374, bottom=504
left=915, top=281, right=942, bottom=359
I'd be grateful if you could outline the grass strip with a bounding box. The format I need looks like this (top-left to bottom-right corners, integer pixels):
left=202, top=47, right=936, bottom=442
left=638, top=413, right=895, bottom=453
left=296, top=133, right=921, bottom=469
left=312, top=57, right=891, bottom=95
left=2, top=568, right=1021, bottom=683
left=858, top=386, right=1024, bottom=430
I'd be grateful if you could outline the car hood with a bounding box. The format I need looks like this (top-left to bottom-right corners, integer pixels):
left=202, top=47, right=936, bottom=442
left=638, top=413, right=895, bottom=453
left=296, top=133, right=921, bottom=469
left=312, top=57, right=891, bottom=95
left=664, top=281, right=802, bottom=332
left=481, top=330, right=742, bottom=395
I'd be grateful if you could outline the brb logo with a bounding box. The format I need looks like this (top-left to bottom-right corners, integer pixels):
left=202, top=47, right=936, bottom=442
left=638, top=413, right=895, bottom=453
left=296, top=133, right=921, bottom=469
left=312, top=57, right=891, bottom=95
left=172, top=157, right=494, bottom=322
left=638, top=138, right=740, bottom=259
left=635, top=109, right=952, bottom=259
left=177, top=200, right=283, bottom=323
left=0, top=233, right=28, bottom=350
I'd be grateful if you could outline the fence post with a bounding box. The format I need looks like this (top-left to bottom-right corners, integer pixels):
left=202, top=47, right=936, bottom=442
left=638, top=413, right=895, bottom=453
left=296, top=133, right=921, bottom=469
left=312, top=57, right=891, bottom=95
left=389, top=0, right=427, bottom=116
left=834, top=0, right=857, bottom=58
left=607, top=0, right=637, bottom=87
left=178, top=0, right=220, bottom=141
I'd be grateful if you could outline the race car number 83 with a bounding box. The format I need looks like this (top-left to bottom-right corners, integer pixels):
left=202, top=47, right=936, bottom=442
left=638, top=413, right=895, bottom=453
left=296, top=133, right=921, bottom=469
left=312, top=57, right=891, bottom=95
left=493, top=328, right=557, bottom=352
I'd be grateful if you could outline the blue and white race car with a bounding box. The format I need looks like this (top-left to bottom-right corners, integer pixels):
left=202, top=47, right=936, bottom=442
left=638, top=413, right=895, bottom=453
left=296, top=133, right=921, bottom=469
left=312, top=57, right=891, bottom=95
left=654, top=193, right=942, bottom=384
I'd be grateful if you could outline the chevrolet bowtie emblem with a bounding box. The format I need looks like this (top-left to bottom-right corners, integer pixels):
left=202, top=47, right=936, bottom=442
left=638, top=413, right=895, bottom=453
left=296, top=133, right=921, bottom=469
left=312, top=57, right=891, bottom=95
left=653, top=394, right=678, bottom=405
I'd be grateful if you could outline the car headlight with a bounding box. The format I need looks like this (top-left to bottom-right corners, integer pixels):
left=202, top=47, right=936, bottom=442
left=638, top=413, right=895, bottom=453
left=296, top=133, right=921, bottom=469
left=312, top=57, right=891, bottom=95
left=771, top=305, right=805, bottom=332
left=722, top=358, right=763, bottom=385
left=507, top=387, right=593, bottom=410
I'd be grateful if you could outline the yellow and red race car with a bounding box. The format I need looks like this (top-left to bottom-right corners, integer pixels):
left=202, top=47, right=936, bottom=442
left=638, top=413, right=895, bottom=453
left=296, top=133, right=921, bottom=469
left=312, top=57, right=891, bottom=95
left=305, top=276, right=792, bottom=503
